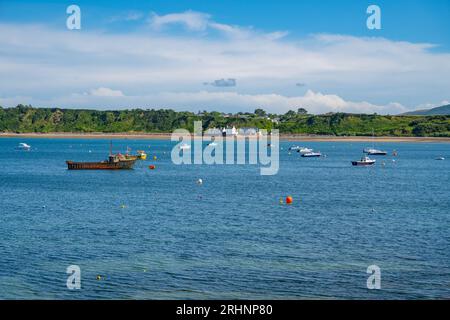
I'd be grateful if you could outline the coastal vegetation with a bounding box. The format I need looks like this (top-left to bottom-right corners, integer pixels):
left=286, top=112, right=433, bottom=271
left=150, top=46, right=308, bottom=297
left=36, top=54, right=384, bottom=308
left=1, top=104, right=450, bottom=137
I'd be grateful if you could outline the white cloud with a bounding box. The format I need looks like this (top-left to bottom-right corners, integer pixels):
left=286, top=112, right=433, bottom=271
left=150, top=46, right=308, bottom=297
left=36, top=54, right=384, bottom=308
left=149, top=11, right=210, bottom=31
left=265, top=31, right=289, bottom=41
left=108, top=11, right=144, bottom=23
left=0, top=14, right=449, bottom=114
left=12, top=89, right=409, bottom=115
left=157, top=90, right=406, bottom=114
left=146, top=90, right=409, bottom=114
left=148, top=10, right=263, bottom=39
left=412, top=100, right=450, bottom=111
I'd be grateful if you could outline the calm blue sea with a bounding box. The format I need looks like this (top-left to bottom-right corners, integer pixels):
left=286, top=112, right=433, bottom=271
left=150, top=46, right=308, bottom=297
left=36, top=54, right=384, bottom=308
left=0, top=138, right=449, bottom=299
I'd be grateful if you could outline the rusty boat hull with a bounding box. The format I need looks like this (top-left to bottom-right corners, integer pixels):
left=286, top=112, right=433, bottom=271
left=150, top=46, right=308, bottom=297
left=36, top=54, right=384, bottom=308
left=66, top=156, right=137, bottom=170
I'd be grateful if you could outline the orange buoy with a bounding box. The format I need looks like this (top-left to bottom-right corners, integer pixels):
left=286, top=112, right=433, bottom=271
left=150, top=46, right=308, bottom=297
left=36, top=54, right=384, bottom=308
left=286, top=196, right=293, bottom=204
left=149, top=165, right=156, bottom=170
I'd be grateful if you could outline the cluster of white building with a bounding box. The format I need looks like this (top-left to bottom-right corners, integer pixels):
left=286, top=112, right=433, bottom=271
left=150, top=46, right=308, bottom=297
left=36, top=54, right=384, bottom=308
left=204, top=126, right=262, bottom=137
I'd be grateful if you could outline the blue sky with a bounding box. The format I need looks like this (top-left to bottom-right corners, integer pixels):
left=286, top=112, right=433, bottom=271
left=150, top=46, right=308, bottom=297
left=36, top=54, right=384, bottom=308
left=2, top=0, right=450, bottom=47
left=0, top=0, right=449, bottom=113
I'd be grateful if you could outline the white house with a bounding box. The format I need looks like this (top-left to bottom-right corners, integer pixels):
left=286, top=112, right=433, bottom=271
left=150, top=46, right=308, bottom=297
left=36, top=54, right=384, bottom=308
left=222, top=126, right=238, bottom=136
left=238, top=127, right=260, bottom=136
left=205, top=128, right=222, bottom=136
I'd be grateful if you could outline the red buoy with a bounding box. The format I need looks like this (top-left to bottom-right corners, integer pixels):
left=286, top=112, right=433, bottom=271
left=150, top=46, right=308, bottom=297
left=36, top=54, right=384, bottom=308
left=286, top=196, right=293, bottom=204
left=149, top=165, right=156, bottom=170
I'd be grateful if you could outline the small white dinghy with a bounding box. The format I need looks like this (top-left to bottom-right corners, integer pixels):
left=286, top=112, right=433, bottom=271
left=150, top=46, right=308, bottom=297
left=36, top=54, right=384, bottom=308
left=179, top=143, right=191, bottom=150
left=17, top=143, right=31, bottom=151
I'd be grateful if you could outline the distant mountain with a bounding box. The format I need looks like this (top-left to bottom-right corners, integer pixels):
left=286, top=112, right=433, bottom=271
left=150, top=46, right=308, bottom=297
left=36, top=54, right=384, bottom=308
left=402, top=104, right=450, bottom=115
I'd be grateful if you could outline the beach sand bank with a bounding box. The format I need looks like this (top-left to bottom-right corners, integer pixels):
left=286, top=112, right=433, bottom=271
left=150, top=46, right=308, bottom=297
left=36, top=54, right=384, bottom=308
left=1, top=132, right=450, bottom=143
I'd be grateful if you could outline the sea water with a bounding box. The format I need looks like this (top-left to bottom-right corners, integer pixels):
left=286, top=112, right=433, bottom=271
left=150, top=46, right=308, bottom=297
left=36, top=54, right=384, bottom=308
left=0, top=138, right=449, bottom=299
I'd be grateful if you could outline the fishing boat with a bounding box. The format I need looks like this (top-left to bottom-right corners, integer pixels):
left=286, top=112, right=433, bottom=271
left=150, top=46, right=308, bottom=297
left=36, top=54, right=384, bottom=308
left=125, top=154, right=138, bottom=161
left=136, top=150, right=147, bottom=160
left=124, top=147, right=146, bottom=160
left=66, top=142, right=137, bottom=170
left=16, top=143, right=31, bottom=151
left=301, top=151, right=322, bottom=158
left=66, top=154, right=136, bottom=170
left=352, top=156, right=376, bottom=166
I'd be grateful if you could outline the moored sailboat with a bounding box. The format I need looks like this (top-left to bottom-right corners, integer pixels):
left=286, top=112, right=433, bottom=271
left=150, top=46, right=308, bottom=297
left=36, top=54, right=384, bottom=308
left=363, top=148, right=387, bottom=155
left=363, top=129, right=387, bottom=155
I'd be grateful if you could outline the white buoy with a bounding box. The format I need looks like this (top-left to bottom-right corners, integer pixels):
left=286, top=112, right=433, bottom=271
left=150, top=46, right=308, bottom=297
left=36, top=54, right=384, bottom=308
left=197, top=179, right=203, bottom=185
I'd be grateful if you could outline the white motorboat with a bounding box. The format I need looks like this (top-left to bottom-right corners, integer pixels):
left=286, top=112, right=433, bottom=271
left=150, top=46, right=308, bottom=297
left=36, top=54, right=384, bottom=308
left=289, top=146, right=313, bottom=153
left=301, top=151, right=322, bottom=158
left=352, top=156, right=376, bottom=166
left=298, top=147, right=313, bottom=154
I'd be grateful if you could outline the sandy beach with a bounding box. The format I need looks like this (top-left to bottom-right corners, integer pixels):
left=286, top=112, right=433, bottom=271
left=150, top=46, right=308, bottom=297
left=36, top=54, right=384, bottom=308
left=1, top=132, right=450, bottom=142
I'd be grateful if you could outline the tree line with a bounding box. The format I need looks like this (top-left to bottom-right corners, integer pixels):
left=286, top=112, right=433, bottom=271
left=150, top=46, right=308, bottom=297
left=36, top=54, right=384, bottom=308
left=0, top=104, right=449, bottom=137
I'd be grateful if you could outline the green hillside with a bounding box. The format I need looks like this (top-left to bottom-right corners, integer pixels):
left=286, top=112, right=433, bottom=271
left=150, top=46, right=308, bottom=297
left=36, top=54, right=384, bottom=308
left=402, top=104, right=450, bottom=116
left=1, top=104, right=450, bottom=137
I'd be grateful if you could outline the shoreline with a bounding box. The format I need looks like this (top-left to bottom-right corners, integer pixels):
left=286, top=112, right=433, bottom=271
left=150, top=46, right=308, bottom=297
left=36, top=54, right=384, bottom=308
left=1, top=132, right=450, bottom=142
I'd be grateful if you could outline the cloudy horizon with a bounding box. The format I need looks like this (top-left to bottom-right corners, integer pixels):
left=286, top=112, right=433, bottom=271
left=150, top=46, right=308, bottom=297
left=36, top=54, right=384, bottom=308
left=1, top=2, right=449, bottom=115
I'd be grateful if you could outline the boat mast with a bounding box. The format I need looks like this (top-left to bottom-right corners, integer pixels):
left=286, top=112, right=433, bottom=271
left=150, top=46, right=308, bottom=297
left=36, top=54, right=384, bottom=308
left=110, top=140, right=113, bottom=156
left=372, top=128, right=375, bottom=149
